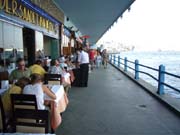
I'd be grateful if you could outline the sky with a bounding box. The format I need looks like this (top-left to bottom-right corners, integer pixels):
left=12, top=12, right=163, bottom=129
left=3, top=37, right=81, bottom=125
left=98, top=0, right=180, bottom=51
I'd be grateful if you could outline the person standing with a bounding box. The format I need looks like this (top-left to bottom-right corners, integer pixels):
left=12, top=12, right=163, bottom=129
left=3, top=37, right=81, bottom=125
left=78, top=47, right=89, bottom=87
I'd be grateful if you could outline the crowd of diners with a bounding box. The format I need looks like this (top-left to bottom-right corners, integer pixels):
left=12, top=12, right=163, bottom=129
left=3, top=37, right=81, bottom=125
left=1, top=54, right=75, bottom=128
left=0, top=46, right=92, bottom=113
left=0, top=46, right=109, bottom=133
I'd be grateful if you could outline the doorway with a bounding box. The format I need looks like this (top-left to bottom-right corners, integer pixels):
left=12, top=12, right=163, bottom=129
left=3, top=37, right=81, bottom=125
left=23, top=28, right=35, bottom=66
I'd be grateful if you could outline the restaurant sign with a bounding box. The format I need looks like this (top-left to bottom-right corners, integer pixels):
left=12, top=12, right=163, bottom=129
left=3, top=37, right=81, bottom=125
left=0, top=0, right=58, bottom=33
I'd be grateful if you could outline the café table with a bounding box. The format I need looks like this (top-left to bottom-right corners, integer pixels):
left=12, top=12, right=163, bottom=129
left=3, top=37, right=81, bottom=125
left=44, top=85, right=69, bottom=130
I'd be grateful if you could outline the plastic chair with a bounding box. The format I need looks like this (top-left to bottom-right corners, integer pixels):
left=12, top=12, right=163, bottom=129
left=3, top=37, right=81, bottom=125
left=44, top=73, right=61, bottom=84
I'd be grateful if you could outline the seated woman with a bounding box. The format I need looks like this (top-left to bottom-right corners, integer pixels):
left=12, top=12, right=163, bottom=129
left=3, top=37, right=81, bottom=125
left=48, top=59, right=63, bottom=74
left=65, top=56, right=75, bottom=70
left=48, top=59, right=71, bottom=95
left=2, top=77, right=30, bottom=113
left=23, top=73, right=56, bottom=110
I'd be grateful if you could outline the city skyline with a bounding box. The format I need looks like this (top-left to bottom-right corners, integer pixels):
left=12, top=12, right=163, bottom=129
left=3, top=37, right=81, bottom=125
left=97, top=0, right=180, bottom=51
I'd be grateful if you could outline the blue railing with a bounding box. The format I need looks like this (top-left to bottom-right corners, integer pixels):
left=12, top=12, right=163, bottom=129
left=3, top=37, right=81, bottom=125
left=109, top=54, right=180, bottom=95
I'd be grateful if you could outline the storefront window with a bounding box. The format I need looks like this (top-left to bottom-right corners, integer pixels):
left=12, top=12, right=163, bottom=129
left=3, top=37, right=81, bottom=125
left=35, top=31, right=44, bottom=59
left=0, top=21, right=23, bottom=70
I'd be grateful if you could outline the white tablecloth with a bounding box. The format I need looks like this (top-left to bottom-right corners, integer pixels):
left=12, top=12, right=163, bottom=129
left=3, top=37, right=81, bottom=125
left=44, top=85, right=67, bottom=129
left=44, top=85, right=64, bottom=103
left=0, top=88, right=8, bottom=95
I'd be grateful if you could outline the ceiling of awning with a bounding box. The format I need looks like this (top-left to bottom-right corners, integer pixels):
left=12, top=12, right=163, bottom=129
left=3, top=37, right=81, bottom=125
left=53, top=0, right=135, bottom=44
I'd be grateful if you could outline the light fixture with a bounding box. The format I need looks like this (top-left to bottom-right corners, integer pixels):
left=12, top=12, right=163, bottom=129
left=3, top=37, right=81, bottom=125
left=66, top=17, right=69, bottom=21
left=128, top=7, right=131, bottom=12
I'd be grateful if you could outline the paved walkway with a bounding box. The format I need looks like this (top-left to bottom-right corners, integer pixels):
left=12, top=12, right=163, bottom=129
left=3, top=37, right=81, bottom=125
left=56, top=65, right=180, bottom=135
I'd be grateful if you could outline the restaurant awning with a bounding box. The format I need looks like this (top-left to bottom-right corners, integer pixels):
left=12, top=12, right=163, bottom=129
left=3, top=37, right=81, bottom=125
left=53, top=0, right=135, bottom=44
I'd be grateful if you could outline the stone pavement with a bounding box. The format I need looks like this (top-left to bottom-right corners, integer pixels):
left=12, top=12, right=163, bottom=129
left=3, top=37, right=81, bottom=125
left=56, top=65, right=180, bottom=135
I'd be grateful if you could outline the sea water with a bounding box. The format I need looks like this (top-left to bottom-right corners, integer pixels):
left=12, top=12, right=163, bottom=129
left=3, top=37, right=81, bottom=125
left=115, top=51, right=180, bottom=99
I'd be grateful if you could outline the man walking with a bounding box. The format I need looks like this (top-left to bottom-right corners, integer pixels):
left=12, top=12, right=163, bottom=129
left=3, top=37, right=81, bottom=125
left=102, top=49, right=108, bottom=69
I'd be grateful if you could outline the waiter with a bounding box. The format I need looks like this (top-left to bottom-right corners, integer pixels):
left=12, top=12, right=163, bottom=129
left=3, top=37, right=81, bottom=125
left=78, top=47, right=89, bottom=87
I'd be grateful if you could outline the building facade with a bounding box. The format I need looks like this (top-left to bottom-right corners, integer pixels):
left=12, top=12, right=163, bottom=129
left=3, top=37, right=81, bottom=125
left=0, top=0, right=64, bottom=67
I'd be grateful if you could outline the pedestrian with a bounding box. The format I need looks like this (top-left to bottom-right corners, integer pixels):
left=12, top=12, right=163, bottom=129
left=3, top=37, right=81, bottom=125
left=102, top=49, right=108, bottom=69
left=89, top=49, right=95, bottom=71
left=96, top=52, right=102, bottom=68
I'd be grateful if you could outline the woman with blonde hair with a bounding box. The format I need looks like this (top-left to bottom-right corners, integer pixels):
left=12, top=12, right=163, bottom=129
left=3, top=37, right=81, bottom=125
left=23, top=73, right=56, bottom=110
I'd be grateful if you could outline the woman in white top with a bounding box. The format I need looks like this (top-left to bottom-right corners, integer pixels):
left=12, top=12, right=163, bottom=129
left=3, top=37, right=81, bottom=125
left=96, top=52, right=102, bottom=68
left=23, top=73, right=56, bottom=110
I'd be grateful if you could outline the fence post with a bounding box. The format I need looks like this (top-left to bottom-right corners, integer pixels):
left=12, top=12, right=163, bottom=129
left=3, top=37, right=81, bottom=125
left=135, top=59, right=139, bottom=80
left=118, top=55, right=121, bottom=67
left=124, top=57, right=127, bottom=72
left=114, top=55, right=116, bottom=65
left=157, top=65, right=165, bottom=95
left=110, top=55, right=112, bottom=63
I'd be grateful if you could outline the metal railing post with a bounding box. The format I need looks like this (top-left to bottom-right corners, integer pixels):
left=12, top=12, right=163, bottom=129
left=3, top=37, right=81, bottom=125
left=114, top=55, right=116, bottom=65
left=124, top=57, right=127, bottom=72
left=118, top=55, right=121, bottom=67
left=135, top=59, right=139, bottom=80
left=157, top=65, right=165, bottom=95
left=110, top=54, right=112, bottom=63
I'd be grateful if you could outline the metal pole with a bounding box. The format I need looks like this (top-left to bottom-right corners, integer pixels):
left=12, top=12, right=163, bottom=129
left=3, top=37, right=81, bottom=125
left=110, top=55, right=112, bottom=63
left=157, top=65, right=165, bottom=95
left=114, top=55, right=116, bottom=65
left=124, top=57, right=127, bottom=72
left=135, top=60, right=139, bottom=80
left=111, top=54, right=113, bottom=64
left=118, top=55, right=121, bottom=67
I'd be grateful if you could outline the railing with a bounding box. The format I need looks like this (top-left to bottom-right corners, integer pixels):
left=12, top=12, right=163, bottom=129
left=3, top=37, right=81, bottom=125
left=109, top=54, right=180, bottom=95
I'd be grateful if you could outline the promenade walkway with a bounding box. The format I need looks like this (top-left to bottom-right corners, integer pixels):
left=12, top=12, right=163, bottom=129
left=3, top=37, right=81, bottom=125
left=56, top=65, right=180, bottom=135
